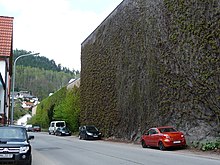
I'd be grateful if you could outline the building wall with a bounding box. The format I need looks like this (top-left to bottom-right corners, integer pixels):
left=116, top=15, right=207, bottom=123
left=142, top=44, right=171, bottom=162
left=0, top=87, right=4, bottom=115
left=0, top=58, right=10, bottom=124
left=0, top=16, right=14, bottom=124
left=67, top=78, right=80, bottom=90
left=81, top=0, right=220, bottom=141
left=0, top=61, right=6, bottom=122
left=32, top=106, right=37, bottom=116
left=0, top=61, right=6, bottom=82
left=16, top=114, right=32, bottom=126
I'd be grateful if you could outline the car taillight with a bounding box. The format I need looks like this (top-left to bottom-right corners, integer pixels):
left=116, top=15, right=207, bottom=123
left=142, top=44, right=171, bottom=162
left=181, top=134, right=184, bottom=138
left=163, top=134, right=171, bottom=142
left=164, top=134, right=170, bottom=139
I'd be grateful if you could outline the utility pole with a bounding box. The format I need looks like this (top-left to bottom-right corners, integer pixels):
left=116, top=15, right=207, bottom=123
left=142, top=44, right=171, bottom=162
left=11, top=53, right=39, bottom=125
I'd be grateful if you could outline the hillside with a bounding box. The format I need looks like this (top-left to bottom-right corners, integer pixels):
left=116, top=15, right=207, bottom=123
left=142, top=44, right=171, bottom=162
left=13, top=49, right=80, bottom=74
left=13, top=49, right=80, bottom=100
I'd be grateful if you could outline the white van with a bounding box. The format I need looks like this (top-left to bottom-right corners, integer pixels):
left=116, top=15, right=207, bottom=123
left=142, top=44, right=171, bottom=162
left=48, top=121, right=66, bottom=135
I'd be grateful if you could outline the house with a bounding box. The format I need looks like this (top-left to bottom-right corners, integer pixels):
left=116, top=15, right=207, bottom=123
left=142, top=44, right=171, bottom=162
left=31, top=105, right=37, bottom=116
left=67, top=78, right=80, bottom=90
left=16, top=114, right=32, bottom=126
left=13, top=91, right=39, bottom=109
left=0, top=16, right=14, bottom=125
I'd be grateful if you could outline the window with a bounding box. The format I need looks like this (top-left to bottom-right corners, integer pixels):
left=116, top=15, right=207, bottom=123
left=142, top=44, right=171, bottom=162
left=159, top=127, right=177, bottom=133
left=0, top=128, right=26, bottom=139
left=149, top=129, right=158, bottom=135
left=56, top=122, right=65, bottom=127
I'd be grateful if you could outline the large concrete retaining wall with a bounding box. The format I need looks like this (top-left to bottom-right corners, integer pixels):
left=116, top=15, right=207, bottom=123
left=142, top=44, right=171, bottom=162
left=81, top=0, right=220, bottom=142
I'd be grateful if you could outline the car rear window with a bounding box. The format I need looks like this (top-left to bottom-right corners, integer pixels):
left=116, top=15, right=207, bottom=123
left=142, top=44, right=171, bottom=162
left=56, top=122, right=65, bottom=127
left=87, top=126, right=98, bottom=132
left=159, top=127, right=177, bottom=133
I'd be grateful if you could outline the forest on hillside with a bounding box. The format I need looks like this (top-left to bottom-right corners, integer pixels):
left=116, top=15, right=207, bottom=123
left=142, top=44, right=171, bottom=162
left=13, top=49, right=80, bottom=75
left=13, top=49, right=80, bottom=100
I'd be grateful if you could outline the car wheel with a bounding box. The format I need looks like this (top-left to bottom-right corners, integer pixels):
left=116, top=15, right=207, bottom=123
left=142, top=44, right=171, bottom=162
left=141, top=140, right=147, bottom=148
left=25, top=155, right=32, bottom=165
left=84, top=134, right=88, bottom=140
left=182, top=145, right=187, bottom=149
left=159, top=141, right=165, bottom=151
left=49, top=132, right=51, bottom=135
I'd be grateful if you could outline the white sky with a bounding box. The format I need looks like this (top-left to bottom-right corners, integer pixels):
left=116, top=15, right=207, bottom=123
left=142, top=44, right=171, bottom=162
left=0, top=0, right=123, bottom=71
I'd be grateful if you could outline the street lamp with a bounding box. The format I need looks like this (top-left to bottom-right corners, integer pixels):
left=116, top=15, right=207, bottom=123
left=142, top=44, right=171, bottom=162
left=11, top=53, right=40, bottom=125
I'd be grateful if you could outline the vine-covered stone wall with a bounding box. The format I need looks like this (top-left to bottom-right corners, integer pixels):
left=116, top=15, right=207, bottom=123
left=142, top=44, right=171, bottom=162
left=80, top=0, right=220, bottom=142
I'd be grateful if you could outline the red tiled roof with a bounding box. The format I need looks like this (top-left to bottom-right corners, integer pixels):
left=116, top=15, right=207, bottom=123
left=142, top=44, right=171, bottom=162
left=0, top=16, right=14, bottom=57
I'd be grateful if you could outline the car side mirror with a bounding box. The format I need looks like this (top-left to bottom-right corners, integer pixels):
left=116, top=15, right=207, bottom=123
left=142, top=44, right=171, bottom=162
left=28, top=135, right=34, bottom=140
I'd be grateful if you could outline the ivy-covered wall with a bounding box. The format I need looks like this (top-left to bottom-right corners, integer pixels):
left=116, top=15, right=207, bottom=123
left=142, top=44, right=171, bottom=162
left=32, top=86, right=80, bottom=132
left=80, top=0, right=220, bottom=141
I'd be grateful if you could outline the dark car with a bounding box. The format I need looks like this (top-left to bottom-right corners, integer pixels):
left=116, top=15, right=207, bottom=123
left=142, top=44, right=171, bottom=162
left=141, top=126, right=186, bottom=150
left=32, top=125, right=41, bottom=132
left=0, top=126, right=34, bottom=165
left=79, top=125, right=101, bottom=140
left=55, top=127, right=72, bottom=136
left=25, top=125, right=33, bottom=132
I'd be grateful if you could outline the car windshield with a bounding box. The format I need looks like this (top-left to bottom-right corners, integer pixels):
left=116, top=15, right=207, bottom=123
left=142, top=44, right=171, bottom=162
left=159, top=127, right=177, bottom=133
left=87, top=126, right=98, bottom=132
left=0, top=127, right=26, bottom=140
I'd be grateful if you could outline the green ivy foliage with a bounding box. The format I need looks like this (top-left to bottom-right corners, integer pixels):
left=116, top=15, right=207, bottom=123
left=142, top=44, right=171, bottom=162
left=32, top=86, right=80, bottom=132
left=201, top=139, right=220, bottom=151
left=81, top=0, right=220, bottom=141
left=63, top=87, right=80, bottom=131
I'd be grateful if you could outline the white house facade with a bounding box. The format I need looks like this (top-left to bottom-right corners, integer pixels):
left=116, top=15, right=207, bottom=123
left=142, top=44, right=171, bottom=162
left=16, top=114, right=32, bottom=126
left=0, top=16, right=14, bottom=125
left=0, top=61, right=7, bottom=121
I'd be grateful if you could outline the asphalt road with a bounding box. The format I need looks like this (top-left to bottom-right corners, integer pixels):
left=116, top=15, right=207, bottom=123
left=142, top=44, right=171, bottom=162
left=29, top=132, right=220, bottom=165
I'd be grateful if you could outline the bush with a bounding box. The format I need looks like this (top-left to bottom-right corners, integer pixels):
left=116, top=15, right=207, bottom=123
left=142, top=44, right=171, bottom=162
left=201, top=140, right=220, bottom=151
left=34, top=86, right=80, bottom=133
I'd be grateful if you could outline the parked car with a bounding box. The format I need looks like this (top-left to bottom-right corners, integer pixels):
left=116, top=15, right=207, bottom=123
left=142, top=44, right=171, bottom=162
left=32, top=125, right=41, bottom=132
left=141, top=126, right=186, bottom=150
left=48, top=121, right=66, bottom=135
left=79, top=125, right=101, bottom=140
left=0, top=125, right=34, bottom=165
left=55, top=127, right=72, bottom=136
left=25, top=124, right=33, bottom=132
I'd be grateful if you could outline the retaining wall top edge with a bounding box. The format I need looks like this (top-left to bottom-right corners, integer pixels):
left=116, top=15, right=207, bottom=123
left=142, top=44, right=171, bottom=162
left=81, top=0, right=126, bottom=46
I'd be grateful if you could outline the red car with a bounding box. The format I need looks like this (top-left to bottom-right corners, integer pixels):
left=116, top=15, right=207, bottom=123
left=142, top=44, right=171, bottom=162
left=33, top=125, right=41, bottom=132
left=141, top=126, right=186, bottom=150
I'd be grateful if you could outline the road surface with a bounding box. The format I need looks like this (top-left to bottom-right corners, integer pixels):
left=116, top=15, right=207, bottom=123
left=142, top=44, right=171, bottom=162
left=29, top=132, right=220, bottom=165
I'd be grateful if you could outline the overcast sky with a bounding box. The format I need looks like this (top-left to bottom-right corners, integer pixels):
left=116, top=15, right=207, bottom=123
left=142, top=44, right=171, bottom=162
left=0, top=0, right=123, bottom=71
